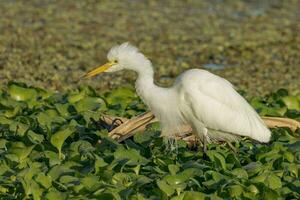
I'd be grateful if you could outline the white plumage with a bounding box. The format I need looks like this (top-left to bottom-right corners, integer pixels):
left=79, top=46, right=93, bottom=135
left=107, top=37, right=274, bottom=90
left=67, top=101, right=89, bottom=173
left=85, top=42, right=271, bottom=146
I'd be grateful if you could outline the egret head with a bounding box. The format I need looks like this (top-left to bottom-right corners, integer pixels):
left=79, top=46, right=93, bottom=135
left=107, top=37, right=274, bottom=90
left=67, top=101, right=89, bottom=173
left=84, top=42, right=151, bottom=78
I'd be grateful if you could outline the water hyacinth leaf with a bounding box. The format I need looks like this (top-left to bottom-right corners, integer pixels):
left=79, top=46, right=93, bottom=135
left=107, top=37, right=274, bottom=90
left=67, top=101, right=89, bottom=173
left=164, top=174, right=188, bottom=186
left=114, top=147, right=149, bottom=166
left=6, top=142, right=35, bottom=163
left=283, top=151, right=294, bottom=162
left=265, top=174, right=282, bottom=189
left=231, top=168, right=248, bottom=179
left=106, top=88, right=136, bottom=102
left=96, top=192, right=122, bottom=200
left=50, top=126, right=76, bottom=159
left=55, top=103, right=72, bottom=118
left=286, top=164, right=298, bottom=177
left=112, top=173, right=135, bottom=187
left=4, top=106, right=21, bottom=118
left=27, top=130, right=44, bottom=144
left=171, top=191, right=206, bottom=200
left=94, top=155, right=108, bottom=173
left=45, top=189, right=68, bottom=200
left=37, top=109, right=66, bottom=129
left=59, top=175, right=80, bottom=186
left=168, top=164, right=180, bottom=175
left=0, top=139, right=7, bottom=150
left=9, top=121, right=30, bottom=137
left=136, top=175, right=152, bottom=186
left=206, top=151, right=227, bottom=170
left=74, top=96, right=106, bottom=112
left=105, top=88, right=137, bottom=109
left=80, top=110, right=103, bottom=124
left=8, top=83, right=38, bottom=101
left=35, top=173, right=52, bottom=189
left=163, top=174, right=188, bottom=195
left=157, top=179, right=175, bottom=197
left=228, top=185, right=244, bottom=198
left=68, top=140, right=94, bottom=160
left=68, top=91, right=86, bottom=103
left=133, top=130, right=160, bottom=145
left=252, top=172, right=282, bottom=190
left=19, top=167, right=44, bottom=200
left=181, top=168, right=203, bottom=178
left=81, top=175, right=101, bottom=191
left=48, top=165, right=75, bottom=180
left=243, top=162, right=264, bottom=176
left=44, top=150, right=61, bottom=167
left=0, top=162, right=11, bottom=176
left=247, top=184, right=259, bottom=194
left=0, top=116, right=12, bottom=124
left=281, top=96, right=300, bottom=110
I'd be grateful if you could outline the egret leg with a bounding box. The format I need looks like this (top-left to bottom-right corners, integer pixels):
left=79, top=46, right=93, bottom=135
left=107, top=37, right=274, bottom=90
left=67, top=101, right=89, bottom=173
left=203, top=128, right=208, bottom=153
left=193, top=121, right=209, bottom=153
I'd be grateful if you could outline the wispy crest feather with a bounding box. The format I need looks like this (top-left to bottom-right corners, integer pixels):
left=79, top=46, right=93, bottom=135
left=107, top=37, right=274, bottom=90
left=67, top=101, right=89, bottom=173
left=107, top=42, right=139, bottom=60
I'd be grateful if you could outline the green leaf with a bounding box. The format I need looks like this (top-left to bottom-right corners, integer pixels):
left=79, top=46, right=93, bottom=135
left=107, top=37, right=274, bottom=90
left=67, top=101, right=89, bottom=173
left=44, top=150, right=61, bottom=166
left=45, top=189, right=68, bottom=200
left=9, top=121, right=30, bottom=137
left=228, top=185, right=244, bottom=198
left=265, top=174, right=282, bottom=189
left=157, top=179, right=175, bottom=197
left=286, top=163, right=298, bottom=177
left=112, top=173, right=135, bottom=187
left=6, top=142, right=35, bottom=163
left=27, top=130, right=44, bottom=144
left=168, top=164, right=180, bottom=175
left=59, top=175, right=79, bottom=186
left=37, top=109, right=66, bottom=129
left=8, top=83, right=38, bottom=101
left=231, top=168, right=248, bottom=179
left=94, top=155, right=108, bottom=173
left=35, top=173, right=52, bottom=189
left=4, top=105, right=21, bottom=118
left=172, top=191, right=206, bottom=200
left=0, top=139, right=7, bottom=150
left=74, top=96, right=106, bottom=112
left=114, top=147, right=149, bottom=166
left=0, top=116, right=12, bottom=124
left=48, top=165, right=74, bottom=180
left=81, top=175, right=101, bottom=191
left=282, top=96, right=300, bottom=110
left=55, top=103, right=72, bottom=118
left=67, top=91, right=86, bottom=103
left=252, top=173, right=282, bottom=190
left=50, top=126, right=76, bottom=159
left=207, top=150, right=227, bottom=170
left=19, top=166, right=44, bottom=200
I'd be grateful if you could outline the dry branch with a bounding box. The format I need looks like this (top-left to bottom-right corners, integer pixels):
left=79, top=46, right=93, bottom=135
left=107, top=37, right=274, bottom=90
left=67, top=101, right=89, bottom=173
left=100, top=111, right=300, bottom=145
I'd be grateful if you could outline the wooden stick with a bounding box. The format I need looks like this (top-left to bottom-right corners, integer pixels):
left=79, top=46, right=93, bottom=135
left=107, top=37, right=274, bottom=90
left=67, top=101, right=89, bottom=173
left=100, top=111, right=300, bottom=144
left=261, top=116, right=300, bottom=132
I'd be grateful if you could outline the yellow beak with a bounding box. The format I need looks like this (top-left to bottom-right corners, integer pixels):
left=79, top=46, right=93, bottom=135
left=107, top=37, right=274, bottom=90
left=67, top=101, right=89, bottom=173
left=82, top=61, right=115, bottom=78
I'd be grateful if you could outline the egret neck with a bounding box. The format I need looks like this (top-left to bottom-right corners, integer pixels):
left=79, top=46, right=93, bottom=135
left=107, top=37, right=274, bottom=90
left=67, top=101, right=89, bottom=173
left=134, top=61, right=159, bottom=107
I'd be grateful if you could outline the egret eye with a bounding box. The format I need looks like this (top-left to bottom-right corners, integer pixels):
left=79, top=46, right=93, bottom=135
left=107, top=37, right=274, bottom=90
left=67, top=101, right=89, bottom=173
left=112, top=59, right=118, bottom=64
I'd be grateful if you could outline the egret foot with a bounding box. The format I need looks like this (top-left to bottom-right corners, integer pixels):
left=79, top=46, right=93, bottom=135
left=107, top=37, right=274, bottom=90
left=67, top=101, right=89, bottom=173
left=225, top=141, right=237, bottom=154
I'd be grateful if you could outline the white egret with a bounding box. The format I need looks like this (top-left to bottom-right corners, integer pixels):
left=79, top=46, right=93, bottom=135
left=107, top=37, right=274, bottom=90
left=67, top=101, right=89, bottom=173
left=84, top=42, right=271, bottom=150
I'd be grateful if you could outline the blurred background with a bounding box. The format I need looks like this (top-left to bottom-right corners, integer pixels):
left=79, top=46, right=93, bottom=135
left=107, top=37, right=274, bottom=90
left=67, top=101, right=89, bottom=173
left=0, top=0, right=299, bottom=97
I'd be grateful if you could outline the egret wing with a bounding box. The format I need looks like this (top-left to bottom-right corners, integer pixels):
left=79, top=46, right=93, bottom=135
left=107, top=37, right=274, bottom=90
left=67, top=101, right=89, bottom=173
left=178, top=70, right=270, bottom=142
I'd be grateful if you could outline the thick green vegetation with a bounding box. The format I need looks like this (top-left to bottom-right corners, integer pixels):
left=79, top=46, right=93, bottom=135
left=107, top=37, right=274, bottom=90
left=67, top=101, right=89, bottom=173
left=0, top=83, right=299, bottom=199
